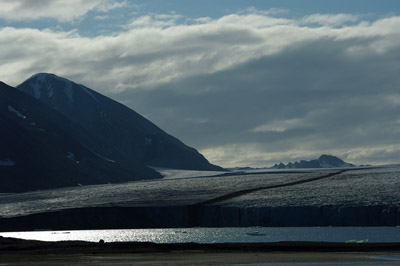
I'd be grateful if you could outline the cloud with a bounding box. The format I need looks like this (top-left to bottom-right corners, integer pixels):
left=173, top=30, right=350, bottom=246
left=127, top=13, right=184, bottom=29
left=1, top=10, right=400, bottom=167
left=238, top=6, right=289, bottom=17
left=301, top=13, right=360, bottom=26
left=201, top=143, right=400, bottom=168
left=344, top=145, right=400, bottom=166
left=252, top=119, right=307, bottom=133
left=0, top=0, right=126, bottom=22
left=95, top=0, right=126, bottom=12
left=94, top=15, right=110, bottom=21
left=200, top=144, right=335, bottom=168
left=3, top=12, right=399, bottom=91
left=386, top=94, right=400, bottom=106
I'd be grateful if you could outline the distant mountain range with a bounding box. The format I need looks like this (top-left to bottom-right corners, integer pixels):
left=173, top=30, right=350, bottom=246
left=0, top=73, right=221, bottom=192
left=271, top=155, right=355, bottom=169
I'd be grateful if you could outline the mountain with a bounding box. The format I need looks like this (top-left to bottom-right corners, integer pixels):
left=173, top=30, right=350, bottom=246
left=271, top=155, right=355, bottom=169
left=0, top=81, right=161, bottom=192
left=17, top=73, right=222, bottom=171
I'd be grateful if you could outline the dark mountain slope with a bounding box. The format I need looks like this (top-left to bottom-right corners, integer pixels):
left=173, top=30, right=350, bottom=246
left=17, top=73, right=221, bottom=171
left=0, top=82, right=160, bottom=192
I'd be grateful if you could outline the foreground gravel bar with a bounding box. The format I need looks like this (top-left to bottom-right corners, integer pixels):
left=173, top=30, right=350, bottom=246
left=1, top=237, right=400, bottom=265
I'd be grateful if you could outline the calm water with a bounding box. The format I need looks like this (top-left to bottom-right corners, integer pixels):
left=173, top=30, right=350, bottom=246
left=2, top=227, right=400, bottom=266
left=1, top=227, right=400, bottom=243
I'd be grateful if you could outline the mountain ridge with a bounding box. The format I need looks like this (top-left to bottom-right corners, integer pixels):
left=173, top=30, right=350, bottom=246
left=271, top=154, right=355, bottom=169
left=0, top=72, right=223, bottom=192
left=17, top=73, right=222, bottom=171
left=0, top=81, right=161, bottom=192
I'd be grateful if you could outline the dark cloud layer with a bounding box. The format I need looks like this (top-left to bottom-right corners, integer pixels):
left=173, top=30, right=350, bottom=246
left=118, top=34, right=400, bottom=166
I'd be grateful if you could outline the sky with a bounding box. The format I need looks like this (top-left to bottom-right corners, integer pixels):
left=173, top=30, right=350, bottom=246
left=1, top=0, right=400, bottom=168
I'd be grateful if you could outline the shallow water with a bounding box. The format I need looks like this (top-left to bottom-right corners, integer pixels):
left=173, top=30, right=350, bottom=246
left=1, top=227, right=400, bottom=243
left=235, top=263, right=400, bottom=266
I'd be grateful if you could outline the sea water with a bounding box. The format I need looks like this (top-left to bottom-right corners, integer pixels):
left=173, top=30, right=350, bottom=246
left=1, top=227, right=399, bottom=243
left=2, top=227, right=400, bottom=266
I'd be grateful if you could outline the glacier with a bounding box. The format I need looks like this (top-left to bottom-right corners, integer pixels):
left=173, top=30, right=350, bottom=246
left=0, top=166, right=399, bottom=230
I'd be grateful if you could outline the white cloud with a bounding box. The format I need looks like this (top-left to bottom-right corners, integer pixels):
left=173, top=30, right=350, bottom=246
left=127, top=13, right=183, bottom=29
left=95, top=0, right=126, bottom=12
left=1, top=12, right=399, bottom=91
left=0, top=0, right=126, bottom=22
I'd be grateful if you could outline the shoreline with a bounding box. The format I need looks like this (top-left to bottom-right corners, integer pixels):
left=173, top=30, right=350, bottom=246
left=1, top=237, right=399, bottom=265
left=2, top=236, right=400, bottom=253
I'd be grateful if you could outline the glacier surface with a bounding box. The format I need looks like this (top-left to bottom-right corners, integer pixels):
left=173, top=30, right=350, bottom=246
left=0, top=166, right=399, bottom=229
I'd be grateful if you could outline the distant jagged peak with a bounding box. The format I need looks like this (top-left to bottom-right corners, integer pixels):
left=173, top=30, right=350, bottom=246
left=318, top=154, right=351, bottom=167
left=271, top=154, right=355, bottom=169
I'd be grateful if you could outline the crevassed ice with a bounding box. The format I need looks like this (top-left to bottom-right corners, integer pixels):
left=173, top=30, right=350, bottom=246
left=8, top=105, right=26, bottom=119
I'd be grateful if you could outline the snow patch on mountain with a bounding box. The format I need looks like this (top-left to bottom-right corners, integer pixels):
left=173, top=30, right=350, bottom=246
left=0, top=159, right=15, bottom=167
left=29, top=73, right=45, bottom=99
left=47, top=86, right=54, bottom=98
left=28, top=73, right=74, bottom=103
left=7, top=105, right=26, bottom=119
left=30, top=82, right=41, bottom=99
left=66, top=152, right=79, bottom=164
left=93, top=152, right=115, bottom=163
